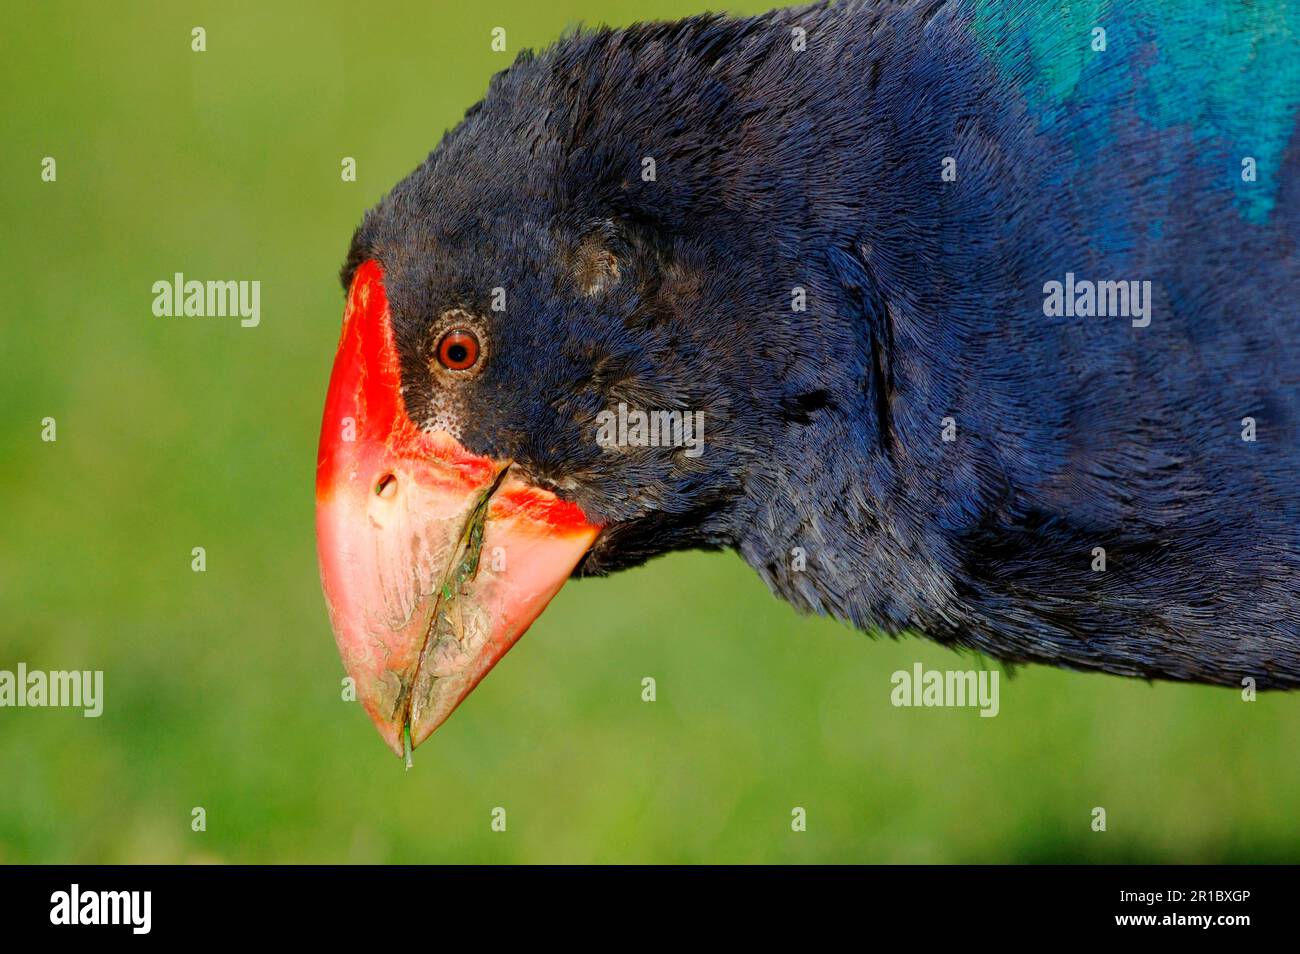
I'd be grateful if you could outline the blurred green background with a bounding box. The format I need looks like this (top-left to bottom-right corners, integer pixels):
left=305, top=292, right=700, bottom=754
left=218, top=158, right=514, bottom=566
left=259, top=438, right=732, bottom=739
left=2, top=0, right=1297, bottom=864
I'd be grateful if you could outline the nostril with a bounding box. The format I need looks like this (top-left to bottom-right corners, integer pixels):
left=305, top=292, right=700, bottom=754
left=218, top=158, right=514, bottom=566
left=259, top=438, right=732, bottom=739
left=375, top=474, right=397, bottom=499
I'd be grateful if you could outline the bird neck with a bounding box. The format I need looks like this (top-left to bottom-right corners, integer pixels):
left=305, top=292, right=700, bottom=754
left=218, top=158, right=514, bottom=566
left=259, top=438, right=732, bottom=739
left=728, top=399, right=938, bottom=637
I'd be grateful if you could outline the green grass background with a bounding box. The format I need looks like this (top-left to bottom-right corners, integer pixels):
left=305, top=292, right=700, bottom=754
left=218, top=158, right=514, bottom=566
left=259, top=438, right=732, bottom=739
left=2, top=0, right=1297, bottom=863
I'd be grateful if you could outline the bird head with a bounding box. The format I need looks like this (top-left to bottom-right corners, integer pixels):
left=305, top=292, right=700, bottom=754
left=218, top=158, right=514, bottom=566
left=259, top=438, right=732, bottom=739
left=316, top=226, right=762, bottom=755
left=314, top=29, right=871, bottom=756
left=317, top=147, right=770, bottom=758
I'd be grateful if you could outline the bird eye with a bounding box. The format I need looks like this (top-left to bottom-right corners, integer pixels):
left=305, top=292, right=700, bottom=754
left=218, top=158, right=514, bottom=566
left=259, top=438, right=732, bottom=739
left=436, top=329, right=480, bottom=371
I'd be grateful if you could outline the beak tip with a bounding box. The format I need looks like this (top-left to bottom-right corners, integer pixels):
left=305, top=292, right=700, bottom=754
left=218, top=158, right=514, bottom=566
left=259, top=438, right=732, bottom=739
left=376, top=721, right=405, bottom=759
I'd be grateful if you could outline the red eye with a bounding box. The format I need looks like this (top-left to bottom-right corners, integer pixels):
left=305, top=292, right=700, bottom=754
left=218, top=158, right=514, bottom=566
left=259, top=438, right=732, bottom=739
left=436, top=329, right=480, bottom=371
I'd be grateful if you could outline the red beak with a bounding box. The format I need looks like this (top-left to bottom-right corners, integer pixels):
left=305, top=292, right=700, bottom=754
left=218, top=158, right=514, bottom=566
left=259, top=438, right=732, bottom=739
left=315, top=261, right=600, bottom=757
